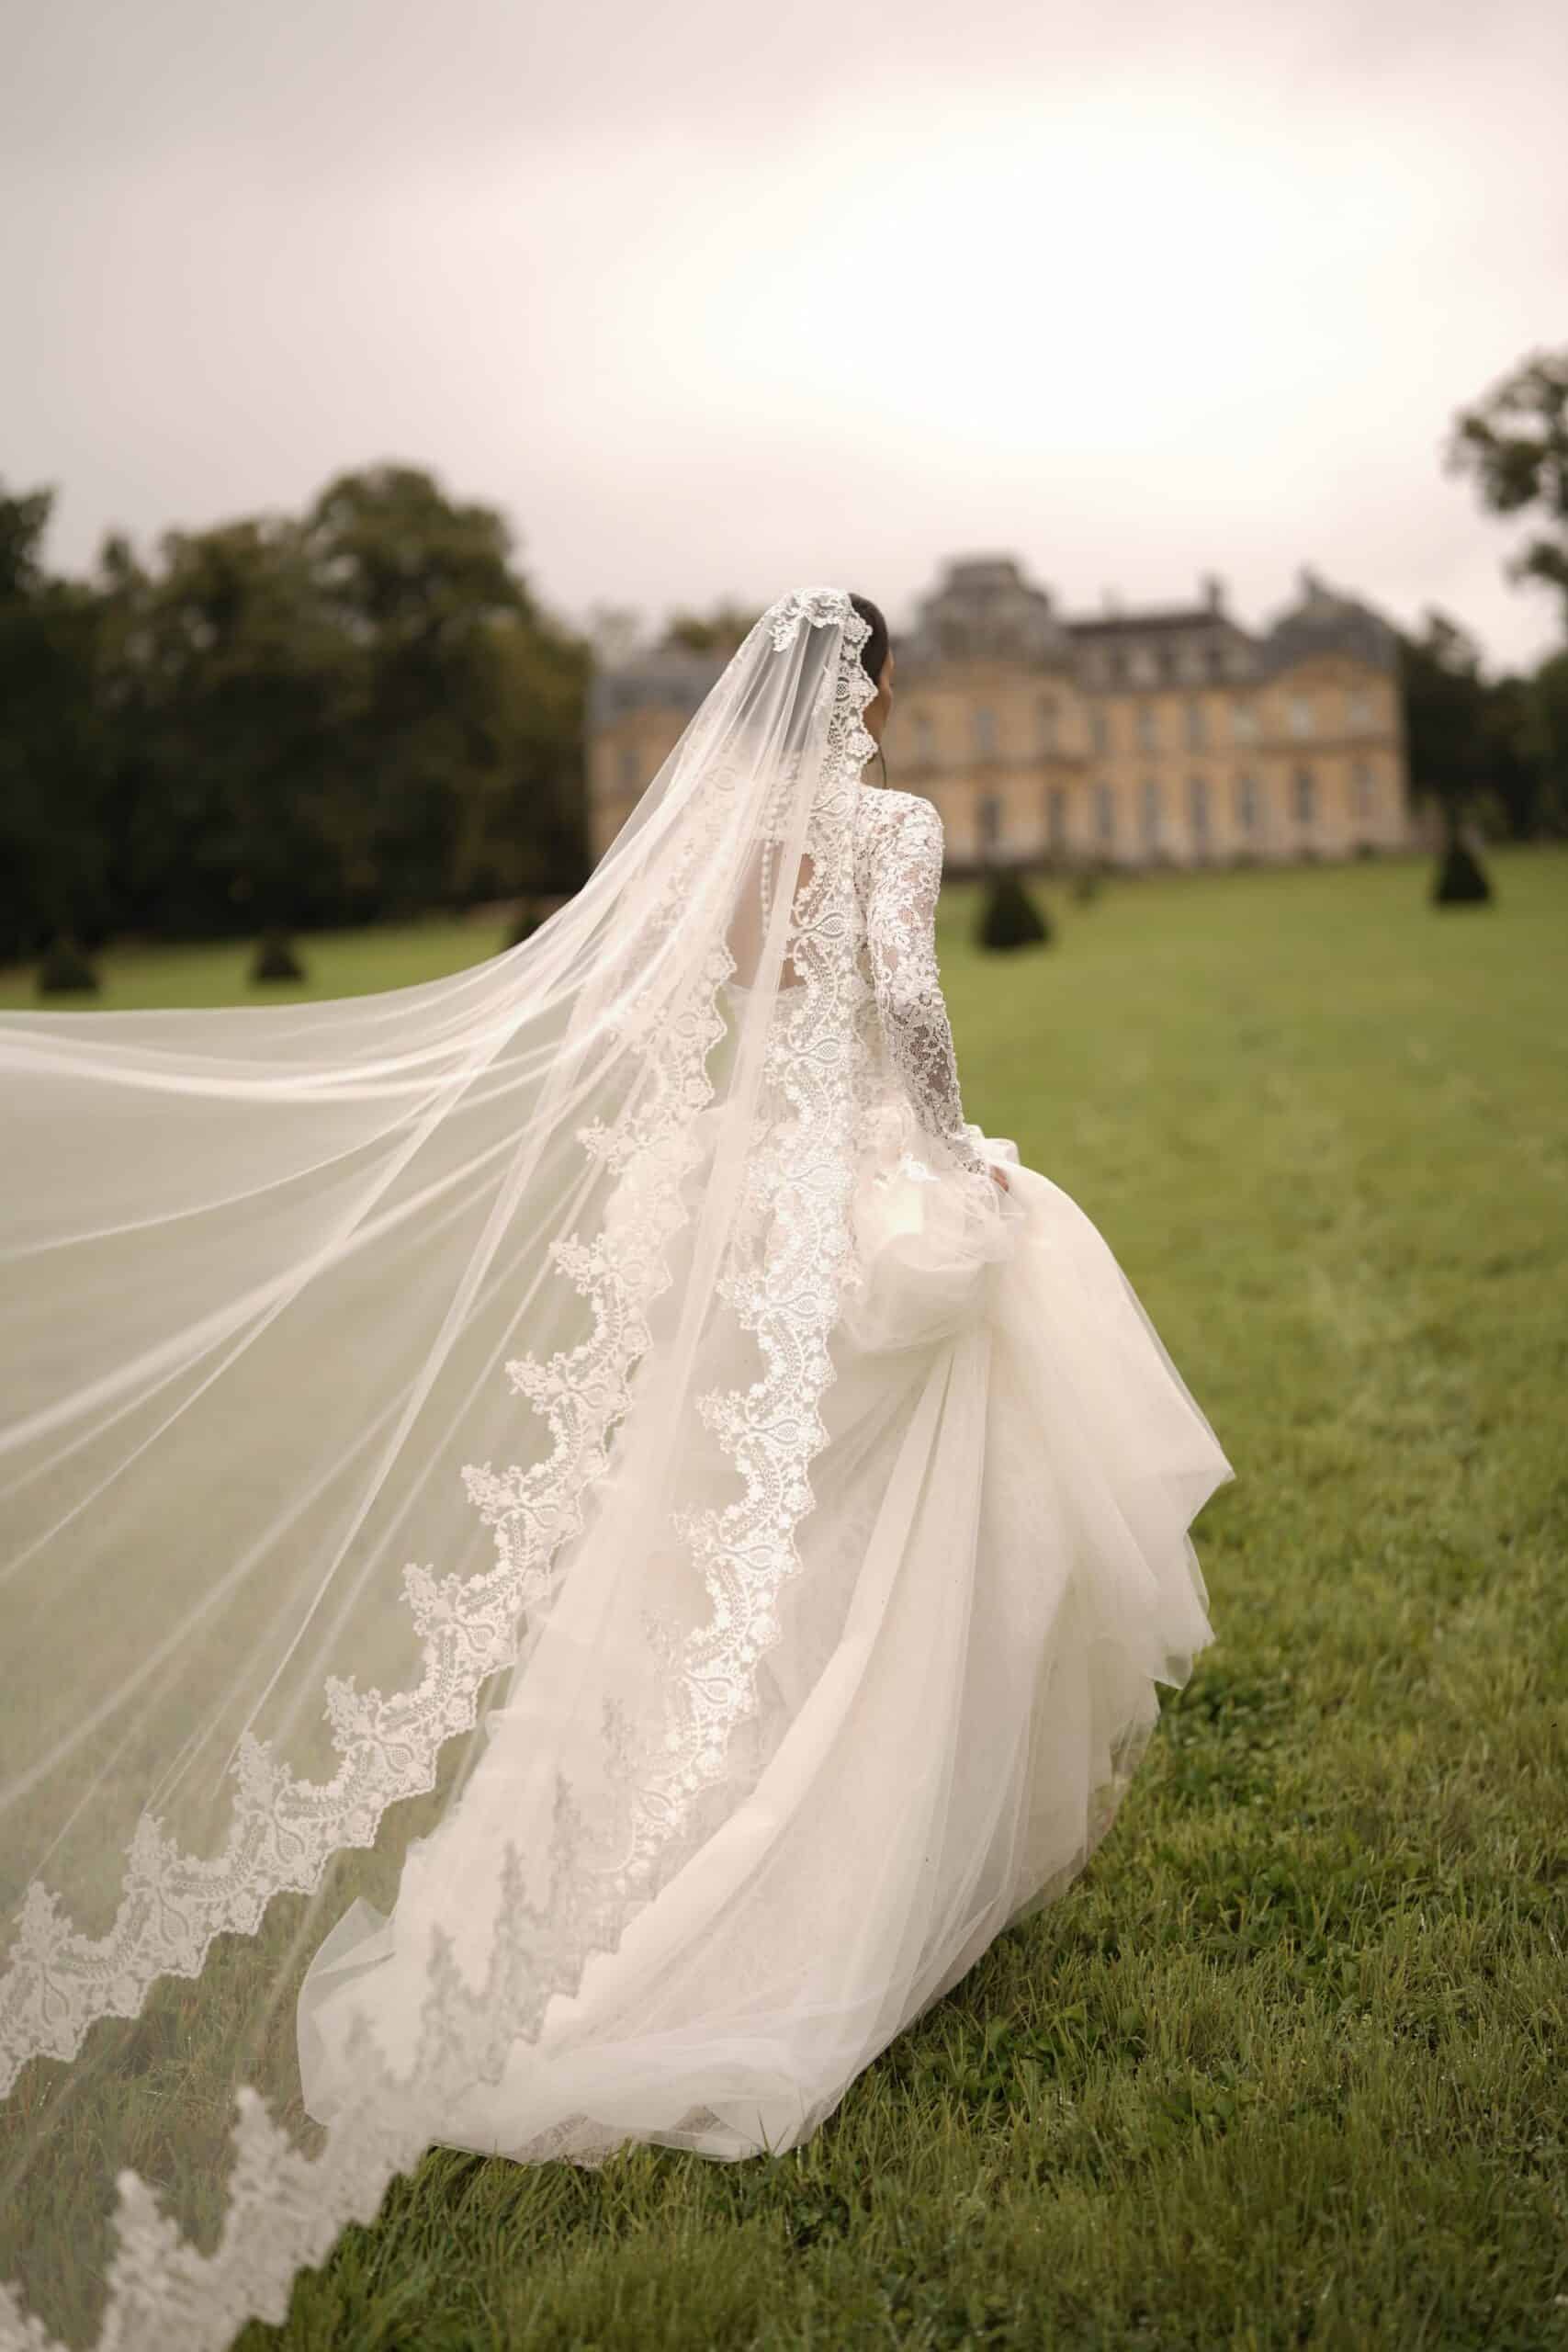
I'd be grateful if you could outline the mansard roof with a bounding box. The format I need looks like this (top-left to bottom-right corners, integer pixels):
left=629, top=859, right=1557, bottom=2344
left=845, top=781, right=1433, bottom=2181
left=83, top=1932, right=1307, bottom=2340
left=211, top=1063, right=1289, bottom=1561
left=586, top=559, right=1398, bottom=727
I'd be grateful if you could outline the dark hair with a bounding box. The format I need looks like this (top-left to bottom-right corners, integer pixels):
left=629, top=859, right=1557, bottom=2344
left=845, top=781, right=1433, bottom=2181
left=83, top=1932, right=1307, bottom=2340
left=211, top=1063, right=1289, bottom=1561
left=848, top=594, right=890, bottom=688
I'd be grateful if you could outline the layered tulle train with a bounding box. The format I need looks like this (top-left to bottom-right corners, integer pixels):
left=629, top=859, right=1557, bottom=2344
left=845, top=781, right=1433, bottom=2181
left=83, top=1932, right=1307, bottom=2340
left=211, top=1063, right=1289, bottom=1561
left=298, top=1105, right=1231, bottom=2166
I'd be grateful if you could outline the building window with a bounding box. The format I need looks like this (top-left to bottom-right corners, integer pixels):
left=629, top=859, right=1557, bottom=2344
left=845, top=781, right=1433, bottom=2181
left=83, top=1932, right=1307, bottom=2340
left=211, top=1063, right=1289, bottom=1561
left=1287, top=694, right=1314, bottom=738
left=1045, top=784, right=1068, bottom=854
left=977, top=793, right=1004, bottom=854
left=1141, top=778, right=1163, bottom=851
left=1185, top=699, right=1205, bottom=751
left=1231, top=699, right=1258, bottom=742
left=1189, top=775, right=1210, bottom=853
left=618, top=746, right=639, bottom=790
left=1206, top=642, right=1225, bottom=679
left=1091, top=707, right=1110, bottom=756
left=1136, top=704, right=1159, bottom=752
left=1352, top=759, right=1377, bottom=818
left=974, top=705, right=998, bottom=762
left=1347, top=688, right=1375, bottom=731
left=1235, top=774, right=1260, bottom=835
left=1095, top=782, right=1115, bottom=845
left=1130, top=643, right=1159, bottom=686
left=1292, top=766, right=1316, bottom=827
left=1037, top=697, right=1059, bottom=755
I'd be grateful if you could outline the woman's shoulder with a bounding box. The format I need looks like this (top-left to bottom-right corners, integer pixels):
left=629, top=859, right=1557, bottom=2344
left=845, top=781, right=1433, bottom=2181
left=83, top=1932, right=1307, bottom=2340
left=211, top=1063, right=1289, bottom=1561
left=855, top=786, right=943, bottom=845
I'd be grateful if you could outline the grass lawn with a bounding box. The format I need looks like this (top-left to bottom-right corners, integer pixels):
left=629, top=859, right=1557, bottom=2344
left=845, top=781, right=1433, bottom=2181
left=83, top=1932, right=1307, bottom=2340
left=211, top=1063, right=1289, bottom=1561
left=10, top=850, right=1568, bottom=2347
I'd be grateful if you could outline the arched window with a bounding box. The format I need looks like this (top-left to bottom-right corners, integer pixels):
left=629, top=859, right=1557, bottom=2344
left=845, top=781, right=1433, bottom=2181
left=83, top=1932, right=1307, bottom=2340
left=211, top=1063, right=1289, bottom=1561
left=1185, top=699, right=1206, bottom=750
left=1235, top=774, right=1260, bottom=835
left=1352, top=759, right=1378, bottom=818
left=1037, top=697, right=1059, bottom=755
left=1137, top=704, right=1159, bottom=752
left=1288, top=695, right=1314, bottom=738
left=1231, top=699, right=1258, bottom=742
left=1141, top=778, right=1163, bottom=849
left=1292, top=766, right=1316, bottom=826
left=1095, top=783, right=1116, bottom=845
left=973, top=705, right=998, bottom=762
left=977, top=793, right=1004, bottom=854
left=1044, top=784, right=1069, bottom=854
left=1188, top=775, right=1210, bottom=852
left=1091, top=707, right=1111, bottom=756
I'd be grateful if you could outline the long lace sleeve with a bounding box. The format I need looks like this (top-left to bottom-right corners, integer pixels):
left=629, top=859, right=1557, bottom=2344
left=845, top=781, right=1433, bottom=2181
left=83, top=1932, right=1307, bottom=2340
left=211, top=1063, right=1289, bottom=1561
left=863, top=796, right=988, bottom=1177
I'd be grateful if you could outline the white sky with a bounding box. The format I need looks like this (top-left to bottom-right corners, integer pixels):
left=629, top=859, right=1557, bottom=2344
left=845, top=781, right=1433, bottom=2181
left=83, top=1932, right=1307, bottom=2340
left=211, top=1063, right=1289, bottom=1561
left=5, top=0, right=1565, bottom=673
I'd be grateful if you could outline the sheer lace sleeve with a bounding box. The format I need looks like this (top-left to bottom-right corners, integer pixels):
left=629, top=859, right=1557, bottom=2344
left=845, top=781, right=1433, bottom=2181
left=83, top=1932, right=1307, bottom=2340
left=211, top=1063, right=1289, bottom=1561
left=863, top=795, right=988, bottom=1177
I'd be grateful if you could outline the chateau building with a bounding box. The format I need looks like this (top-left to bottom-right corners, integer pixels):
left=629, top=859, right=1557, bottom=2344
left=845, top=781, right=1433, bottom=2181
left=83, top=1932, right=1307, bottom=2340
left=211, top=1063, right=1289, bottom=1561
left=586, top=556, right=1414, bottom=869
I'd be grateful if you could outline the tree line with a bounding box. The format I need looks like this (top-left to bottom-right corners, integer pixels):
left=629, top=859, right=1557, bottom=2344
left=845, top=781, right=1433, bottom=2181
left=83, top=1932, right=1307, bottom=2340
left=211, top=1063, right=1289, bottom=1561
left=0, top=464, right=592, bottom=969
left=3, top=346, right=1567, bottom=978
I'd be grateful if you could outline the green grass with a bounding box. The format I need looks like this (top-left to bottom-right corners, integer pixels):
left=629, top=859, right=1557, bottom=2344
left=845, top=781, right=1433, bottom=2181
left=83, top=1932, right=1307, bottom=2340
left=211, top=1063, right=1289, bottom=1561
left=14, top=851, right=1568, bottom=2348
left=0, top=916, right=506, bottom=1012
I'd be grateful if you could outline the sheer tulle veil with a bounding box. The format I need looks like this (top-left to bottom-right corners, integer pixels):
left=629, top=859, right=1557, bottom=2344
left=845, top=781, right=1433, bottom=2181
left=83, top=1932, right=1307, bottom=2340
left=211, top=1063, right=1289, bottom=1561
left=0, top=588, right=919, bottom=2346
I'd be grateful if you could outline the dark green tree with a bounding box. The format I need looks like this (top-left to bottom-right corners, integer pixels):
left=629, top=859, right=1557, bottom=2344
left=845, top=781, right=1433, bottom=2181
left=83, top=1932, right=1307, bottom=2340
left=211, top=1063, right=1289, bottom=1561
left=0, top=481, right=113, bottom=968
left=659, top=601, right=763, bottom=656
left=1445, top=346, right=1568, bottom=634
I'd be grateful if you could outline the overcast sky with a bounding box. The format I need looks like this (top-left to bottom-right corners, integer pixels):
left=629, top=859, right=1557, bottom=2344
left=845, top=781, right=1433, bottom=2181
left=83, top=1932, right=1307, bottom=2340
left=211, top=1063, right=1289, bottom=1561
left=5, top=0, right=1564, bottom=673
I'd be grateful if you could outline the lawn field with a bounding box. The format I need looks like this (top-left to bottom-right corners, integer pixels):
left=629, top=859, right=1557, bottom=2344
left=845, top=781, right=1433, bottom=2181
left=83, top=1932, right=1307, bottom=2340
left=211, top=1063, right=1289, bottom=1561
left=8, top=850, right=1568, bottom=2349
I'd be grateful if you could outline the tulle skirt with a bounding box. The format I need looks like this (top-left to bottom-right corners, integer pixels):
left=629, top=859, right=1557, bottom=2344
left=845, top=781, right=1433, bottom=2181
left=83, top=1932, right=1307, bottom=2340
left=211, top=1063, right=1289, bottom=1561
left=299, top=1101, right=1232, bottom=2165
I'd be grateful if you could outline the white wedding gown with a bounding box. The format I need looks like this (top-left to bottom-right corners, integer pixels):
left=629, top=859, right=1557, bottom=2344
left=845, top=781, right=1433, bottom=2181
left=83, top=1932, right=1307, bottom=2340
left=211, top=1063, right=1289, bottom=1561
left=298, top=786, right=1231, bottom=2166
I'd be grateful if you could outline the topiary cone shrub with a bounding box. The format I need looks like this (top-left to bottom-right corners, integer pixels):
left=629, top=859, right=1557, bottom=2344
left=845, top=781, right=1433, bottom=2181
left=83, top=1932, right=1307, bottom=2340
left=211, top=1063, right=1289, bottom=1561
left=1431, top=838, right=1493, bottom=907
left=251, top=928, right=307, bottom=983
left=36, top=936, right=101, bottom=996
left=976, top=866, right=1052, bottom=952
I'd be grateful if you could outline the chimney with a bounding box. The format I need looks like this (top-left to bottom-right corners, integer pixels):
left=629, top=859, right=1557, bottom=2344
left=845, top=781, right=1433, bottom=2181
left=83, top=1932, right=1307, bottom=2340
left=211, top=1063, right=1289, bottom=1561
left=1201, top=572, right=1224, bottom=614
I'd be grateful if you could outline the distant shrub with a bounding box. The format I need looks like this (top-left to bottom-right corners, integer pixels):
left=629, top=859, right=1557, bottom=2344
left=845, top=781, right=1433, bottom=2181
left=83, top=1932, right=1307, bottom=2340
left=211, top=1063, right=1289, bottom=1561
left=507, top=903, right=542, bottom=950
left=976, top=868, right=1052, bottom=952
left=252, top=928, right=306, bottom=982
left=1432, top=839, right=1493, bottom=907
left=36, top=936, right=100, bottom=996
left=1070, top=862, right=1102, bottom=906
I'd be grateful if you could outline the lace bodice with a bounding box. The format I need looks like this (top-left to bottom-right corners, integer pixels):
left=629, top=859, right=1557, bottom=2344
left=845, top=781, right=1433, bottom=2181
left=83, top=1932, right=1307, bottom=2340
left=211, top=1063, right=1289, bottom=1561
left=853, top=787, right=987, bottom=1176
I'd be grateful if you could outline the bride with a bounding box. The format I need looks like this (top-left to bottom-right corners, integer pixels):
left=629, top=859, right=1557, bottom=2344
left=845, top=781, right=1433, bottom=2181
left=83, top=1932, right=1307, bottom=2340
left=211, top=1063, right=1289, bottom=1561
left=0, top=586, right=1231, bottom=2348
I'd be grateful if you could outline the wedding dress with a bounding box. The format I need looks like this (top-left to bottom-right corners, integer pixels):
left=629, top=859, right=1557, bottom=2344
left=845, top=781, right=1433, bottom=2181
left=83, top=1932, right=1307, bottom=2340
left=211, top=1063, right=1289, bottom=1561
left=0, top=588, right=1231, bottom=2349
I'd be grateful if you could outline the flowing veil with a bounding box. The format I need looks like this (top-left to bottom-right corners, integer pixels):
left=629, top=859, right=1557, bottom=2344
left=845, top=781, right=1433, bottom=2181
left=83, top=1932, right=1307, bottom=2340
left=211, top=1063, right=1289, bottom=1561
left=0, top=587, right=940, bottom=2347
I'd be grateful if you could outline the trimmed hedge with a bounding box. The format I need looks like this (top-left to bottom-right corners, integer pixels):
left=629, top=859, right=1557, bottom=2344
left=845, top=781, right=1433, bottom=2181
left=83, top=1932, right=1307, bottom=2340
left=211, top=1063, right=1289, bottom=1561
left=976, top=868, right=1052, bottom=952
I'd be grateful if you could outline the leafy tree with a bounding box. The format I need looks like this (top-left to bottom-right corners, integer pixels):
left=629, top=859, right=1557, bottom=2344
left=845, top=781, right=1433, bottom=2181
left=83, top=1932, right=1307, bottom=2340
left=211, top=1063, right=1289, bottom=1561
left=1398, top=612, right=1492, bottom=829
left=0, top=481, right=114, bottom=965
left=133, top=514, right=364, bottom=945
left=659, top=601, right=763, bottom=655
left=301, top=465, right=589, bottom=912
left=1445, top=347, right=1568, bottom=633
left=0, top=463, right=592, bottom=964
left=1520, top=648, right=1568, bottom=836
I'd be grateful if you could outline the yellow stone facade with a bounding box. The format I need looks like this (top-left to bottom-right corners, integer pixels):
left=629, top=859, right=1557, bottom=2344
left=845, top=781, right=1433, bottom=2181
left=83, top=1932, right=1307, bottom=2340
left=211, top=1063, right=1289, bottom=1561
left=587, top=557, right=1415, bottom=869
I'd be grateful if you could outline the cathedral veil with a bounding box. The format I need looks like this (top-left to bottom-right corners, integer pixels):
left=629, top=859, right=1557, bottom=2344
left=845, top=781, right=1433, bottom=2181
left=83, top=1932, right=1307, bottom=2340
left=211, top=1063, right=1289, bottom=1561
left=0, top=589, right=913, bottom=2347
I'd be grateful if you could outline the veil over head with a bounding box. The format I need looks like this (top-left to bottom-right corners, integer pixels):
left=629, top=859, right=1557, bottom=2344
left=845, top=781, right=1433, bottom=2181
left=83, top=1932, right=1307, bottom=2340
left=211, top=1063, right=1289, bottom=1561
left=0, top=587, right=903, bottom=2347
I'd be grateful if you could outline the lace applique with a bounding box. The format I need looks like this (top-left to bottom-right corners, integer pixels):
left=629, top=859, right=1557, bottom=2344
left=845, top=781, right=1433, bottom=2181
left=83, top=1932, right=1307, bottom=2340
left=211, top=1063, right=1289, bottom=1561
left=856, top=792, right=988, bottom=1178
left=767, top=586, right=862, bottom=655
